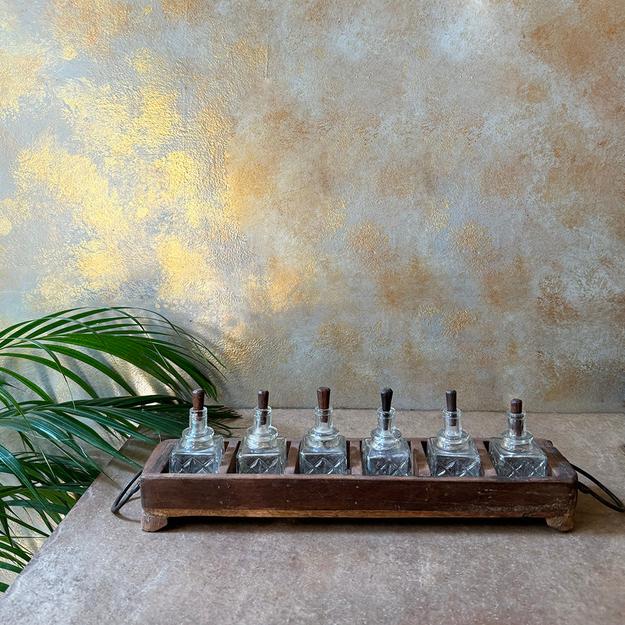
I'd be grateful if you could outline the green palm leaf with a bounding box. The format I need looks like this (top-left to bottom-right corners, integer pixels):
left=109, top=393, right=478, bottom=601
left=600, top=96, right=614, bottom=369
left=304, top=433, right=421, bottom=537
left=0, top=307, right=238, bottom=590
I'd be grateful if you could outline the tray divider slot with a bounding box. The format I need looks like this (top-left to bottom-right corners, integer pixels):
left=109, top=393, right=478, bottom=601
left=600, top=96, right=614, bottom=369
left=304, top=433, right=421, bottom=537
left=411, top=438, right=430, bottom=476
left=144, top=439, right=176, bottom=475
left=348, top=439, right=363, bottom=475
left=476, top=439, right=497, bottom=477
left=220, top=439, right=239, bottom=473
left=537, top=439, right=574, bottom=479
left=285, top=439, right=299, bottom=474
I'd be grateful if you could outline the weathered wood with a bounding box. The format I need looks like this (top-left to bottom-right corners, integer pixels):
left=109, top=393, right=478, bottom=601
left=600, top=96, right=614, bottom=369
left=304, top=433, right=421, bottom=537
left=546, top=511, right=575, bottom=532
left=539, top=439, right=577, bottom=480
left=284, top=440, right=299, bottom=475
left=142, top=438, right=174, bottom=474
left=348, top=440, right=363, bottom=475
left=477, top=440, right=498, bottom=477
left=220, top=439, right=238, bottom=474
left=142, top=512, right=168, bottom=532
left=411, top=439, right=431, bottom=477
left=140, top=437, right=578, bottom=532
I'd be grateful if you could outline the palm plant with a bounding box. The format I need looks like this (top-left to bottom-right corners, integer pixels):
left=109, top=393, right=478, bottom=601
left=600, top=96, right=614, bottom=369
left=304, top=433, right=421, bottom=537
left=0, top=307, right=237, bottom=591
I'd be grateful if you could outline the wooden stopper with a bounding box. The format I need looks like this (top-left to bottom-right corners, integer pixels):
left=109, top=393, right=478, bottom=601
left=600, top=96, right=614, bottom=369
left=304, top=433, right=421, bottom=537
left=317, top=387, right=331, bottom=411
left=510, top=398, right=523, bottom=435
left=510, top=398, right=523, bottom=414
left=257, top=390, right=269, bottom=410
left=445, top=390, right=457, bottom=412
left=256, top=390, right=269, bottom=426
left=191, top=388, right=205, bottom=411
left=509, top=399, right=525, bottom=436
left=381, top=387, right=393, bottom=412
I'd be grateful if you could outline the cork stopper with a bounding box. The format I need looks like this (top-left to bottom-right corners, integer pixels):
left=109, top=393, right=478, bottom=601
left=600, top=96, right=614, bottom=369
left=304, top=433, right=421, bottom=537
left=317, top=387, right=330, bottom=410
left=317, top=387, right=330, bottom=423
left=257, top=390, right=269, bottom=410
left=191, top=389, right=205, bottom=411
left=381, top=387, right=393, bottom=412
left=256, top=390, right=269, bottom=426
left=510, top=398, right=523, bottom=436
left=445, top=390, right=457, bottom=412
left=445, top=389, right=458, bottom=428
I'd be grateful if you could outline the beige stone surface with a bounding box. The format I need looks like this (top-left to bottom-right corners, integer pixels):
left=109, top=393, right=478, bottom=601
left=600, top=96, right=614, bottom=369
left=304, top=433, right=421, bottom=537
left=1, top=409, right=624, bottom=624
left=1, top=1, right=625, bottom=411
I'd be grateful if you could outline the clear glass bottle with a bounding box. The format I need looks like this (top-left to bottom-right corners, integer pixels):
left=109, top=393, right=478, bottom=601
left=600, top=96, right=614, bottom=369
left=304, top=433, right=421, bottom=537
left=237, top=390, right=286, bottom=474
left=362, top=388, right=411, bottom=476
left=169, top=389, right=223, bottom=473
left=489, top=399, right=548, bottom=478
left=299, top=387, right=348, bottom=475
left=427, top=390, right=481, bottom=477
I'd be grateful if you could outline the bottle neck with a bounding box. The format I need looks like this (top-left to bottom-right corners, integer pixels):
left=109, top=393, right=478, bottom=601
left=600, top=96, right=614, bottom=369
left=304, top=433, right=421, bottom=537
left=443, top=409, right=462, bottom=439
left=246, top=407, right=277, bottom=445
left=378, top=408, right=395, bottom=432
left=508, top=411, right=525, bottom=437
left=255, top=407, right=272, bottom=429
left=188, top=407, right=212, bottom=438
left=180, top=406, right=216, bottom=448
left=370, top=407, right=400, bottom=448
left=312, top=407, right=338, bottom=436
left=436, top=409, right=470, bottom=450
left=502, top=411, right=533, bottom=449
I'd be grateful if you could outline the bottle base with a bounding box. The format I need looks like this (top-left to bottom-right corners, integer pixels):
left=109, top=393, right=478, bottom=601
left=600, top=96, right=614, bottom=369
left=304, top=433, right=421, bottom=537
left=299, top=450, right=348, bottom=475
left=362, top=439, right=411, bottom=476
left=489, top=438, right=548, bottom=478
left=169, top=451, right=221, bottom=474
left=426, top=438, right=481, bottom=477
left=237, top=445, right=287, bottom=474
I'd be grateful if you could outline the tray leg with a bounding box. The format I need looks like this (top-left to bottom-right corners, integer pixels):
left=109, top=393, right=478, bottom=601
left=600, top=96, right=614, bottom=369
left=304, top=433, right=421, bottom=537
left=546, top=511, right=575, bottom=532
left=142, top=512, right=168, bottom=532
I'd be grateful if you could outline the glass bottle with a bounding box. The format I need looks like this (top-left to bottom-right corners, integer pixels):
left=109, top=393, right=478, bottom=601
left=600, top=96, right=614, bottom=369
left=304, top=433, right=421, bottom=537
left=427, top=390, right=481, bottom=477
left=362, top=388, right=411, bottom=476
left=298, top=387, right=348, bottom=475
left=169, top=389, right=223, bottom=473
left=489, top=399, right=548, bottom=478
left=237, top=390, right=286, bottom=474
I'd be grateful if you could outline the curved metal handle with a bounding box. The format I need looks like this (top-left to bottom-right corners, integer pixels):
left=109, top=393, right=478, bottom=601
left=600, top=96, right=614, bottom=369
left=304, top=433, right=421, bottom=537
left=110, top=470, right=142, bottom=514
left=572, top=464, right=625, bottom=513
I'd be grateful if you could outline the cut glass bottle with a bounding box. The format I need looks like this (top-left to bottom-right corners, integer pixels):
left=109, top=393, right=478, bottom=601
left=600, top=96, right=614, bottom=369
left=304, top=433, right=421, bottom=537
left=427, top=390, right=481, bottom=477
left=362, top=387, right=411, bottom=476
left=299, top=387, right=348, bottom=475
left=237, top=390, right=286, bottom=474
left=489, top=399, right=548, bottom=478
left=169, top=389, right=223, bottom=474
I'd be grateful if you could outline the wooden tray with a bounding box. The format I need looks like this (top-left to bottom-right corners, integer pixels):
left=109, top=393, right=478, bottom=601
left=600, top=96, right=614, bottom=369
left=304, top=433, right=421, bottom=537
left=140, top=438, right=578, bottom=532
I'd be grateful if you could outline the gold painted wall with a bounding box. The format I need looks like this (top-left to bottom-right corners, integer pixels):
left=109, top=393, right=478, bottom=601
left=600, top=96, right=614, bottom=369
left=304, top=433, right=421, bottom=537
left=1, top=0, right=624, bottom=410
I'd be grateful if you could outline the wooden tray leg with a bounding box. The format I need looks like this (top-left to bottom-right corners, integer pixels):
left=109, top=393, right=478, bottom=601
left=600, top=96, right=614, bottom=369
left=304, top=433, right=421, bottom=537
left=546, top=511, right=575, bottom=532
left=142, top=512, right=168, bottom=532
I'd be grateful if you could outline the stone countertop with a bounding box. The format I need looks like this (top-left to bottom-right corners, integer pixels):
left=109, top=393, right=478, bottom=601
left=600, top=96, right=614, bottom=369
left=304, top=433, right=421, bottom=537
left=1, top=410, right=624, bottom=625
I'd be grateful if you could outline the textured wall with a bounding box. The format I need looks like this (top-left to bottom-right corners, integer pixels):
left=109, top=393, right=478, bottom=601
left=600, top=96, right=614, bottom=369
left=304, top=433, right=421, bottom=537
left=0, top=1, right=624, bottom=410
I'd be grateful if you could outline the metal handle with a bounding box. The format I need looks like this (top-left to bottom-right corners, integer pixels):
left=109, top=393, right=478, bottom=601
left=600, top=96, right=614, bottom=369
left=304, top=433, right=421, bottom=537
left=572, top=464, right=625, bottom=513
left=110, top=470, right=142, bottom=514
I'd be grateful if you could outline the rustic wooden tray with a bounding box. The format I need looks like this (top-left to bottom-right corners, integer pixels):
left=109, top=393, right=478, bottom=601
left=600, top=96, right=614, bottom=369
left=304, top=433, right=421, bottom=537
left=140, top=438, right=578, bottom=532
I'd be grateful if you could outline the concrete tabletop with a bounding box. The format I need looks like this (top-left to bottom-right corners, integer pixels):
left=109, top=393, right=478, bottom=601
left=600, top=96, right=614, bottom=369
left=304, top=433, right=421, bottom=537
left=1, top=410, right=624, bottom=625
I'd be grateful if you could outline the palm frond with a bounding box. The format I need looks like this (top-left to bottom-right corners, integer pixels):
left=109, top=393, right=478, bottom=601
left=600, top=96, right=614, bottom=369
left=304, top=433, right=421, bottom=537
left=0, top=307, right=238, bottom=591
left=0, top=307, right=223, bottom=399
